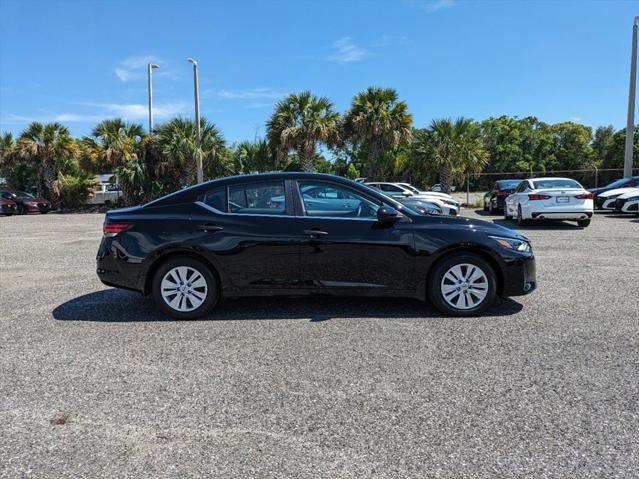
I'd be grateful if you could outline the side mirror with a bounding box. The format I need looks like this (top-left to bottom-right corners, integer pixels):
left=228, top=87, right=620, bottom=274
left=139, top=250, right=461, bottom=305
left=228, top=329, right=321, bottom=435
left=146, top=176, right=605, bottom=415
left=402, top=191, right=413, bottom=197
left=377, top=205, right=401, bottom=224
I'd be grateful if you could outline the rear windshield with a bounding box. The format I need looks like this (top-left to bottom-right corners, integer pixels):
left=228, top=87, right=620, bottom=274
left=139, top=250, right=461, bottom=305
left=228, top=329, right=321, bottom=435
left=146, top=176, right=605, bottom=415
left=497, top=180, right=522, bottom=189
left=532, top=179, right=582, bottom=189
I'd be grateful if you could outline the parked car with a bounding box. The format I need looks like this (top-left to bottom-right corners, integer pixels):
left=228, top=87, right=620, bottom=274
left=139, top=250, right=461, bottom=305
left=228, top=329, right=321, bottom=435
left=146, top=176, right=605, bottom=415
left=365, top=182, right=460, bottom=216
left=0, top=190, right=51, bottom=214
left=613, top=190, right=639, bottom=213
left=483, top=179, right=523, bottom=213
left=588, top=176, right=639, bottom=200
left=88, top=181, right=123, bottom=205
left=431, top=183, right=456, bottom=192
left=396, top=183, right=460, bottom=203
left=504, top=178, right=593, bottom=227
left=0, top=197, right=18, bottom=215
left=269, top=184, right=360, bottom=215
left=619, top=196, right=639, bottom=215
left=397, top=197, right=443, bottom=215
left=97, top=173, right=536, bottom=319
left=594, top=187, right=639, bottom=210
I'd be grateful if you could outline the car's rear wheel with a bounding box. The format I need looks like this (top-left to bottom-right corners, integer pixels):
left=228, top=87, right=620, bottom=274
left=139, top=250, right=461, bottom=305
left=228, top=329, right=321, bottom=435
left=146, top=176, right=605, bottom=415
left=152, top=256, right=218, bottom=319
left=517, top=206, right=528, bottom=226
left=577, top=219, right=591, bottom=227
left=428, top=253, right=497, bottom=317
left=483, top=200, right=489, bottom=211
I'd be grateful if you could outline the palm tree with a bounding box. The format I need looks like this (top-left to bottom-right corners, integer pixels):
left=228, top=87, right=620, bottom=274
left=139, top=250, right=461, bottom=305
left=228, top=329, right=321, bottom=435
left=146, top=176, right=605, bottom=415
left=155, top=117, right=228, bottom=187
left=342, top=87, right=412, bottom=179
left=413, top=117, right=488, bottom=193
left=83, top=118, right=145, bottom=205
left=232, top=139, right=277, bottom=174
left=266, top=91, right=340, bottom=172
left=15, top=122, right=77, bottom=205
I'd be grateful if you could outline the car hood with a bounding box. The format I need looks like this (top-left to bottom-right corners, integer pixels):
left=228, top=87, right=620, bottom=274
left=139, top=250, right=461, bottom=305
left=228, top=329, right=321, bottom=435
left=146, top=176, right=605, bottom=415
left=411, top=215, right=529, bottom=241
left=599, top=187, right=639, bottom=198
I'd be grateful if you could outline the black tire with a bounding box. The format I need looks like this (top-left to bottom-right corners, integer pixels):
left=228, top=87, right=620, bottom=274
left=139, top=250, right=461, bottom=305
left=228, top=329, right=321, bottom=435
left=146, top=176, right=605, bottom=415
left=151, top=256, right=219, bottom=319
left=428, top=253, right=497, bottom=317
left=517, top=206, right=529, bottom=226
left=483, top=200, right=489, bottom=212
left=577, top=219, right=591, bottom=227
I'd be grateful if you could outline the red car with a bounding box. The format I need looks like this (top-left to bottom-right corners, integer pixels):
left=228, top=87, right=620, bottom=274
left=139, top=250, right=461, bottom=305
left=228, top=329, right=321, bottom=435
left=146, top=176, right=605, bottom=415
left=0, top=190, right=51, bottom=214
left=0, top=197, right=18, bottom=215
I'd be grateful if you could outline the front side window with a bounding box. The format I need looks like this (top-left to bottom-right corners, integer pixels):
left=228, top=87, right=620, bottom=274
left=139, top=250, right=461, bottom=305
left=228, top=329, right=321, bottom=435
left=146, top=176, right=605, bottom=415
left=298, top=181, right=380, bottom=218
left=203, top=188, right=227, bottom=212
left=228, top=181, right=287, bottom=215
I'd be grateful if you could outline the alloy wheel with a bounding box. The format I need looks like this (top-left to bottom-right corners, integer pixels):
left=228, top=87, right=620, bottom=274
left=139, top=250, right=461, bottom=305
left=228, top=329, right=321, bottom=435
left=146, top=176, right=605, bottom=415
left=160, top=266, right=208, bottom=312
left=440, top=263, right=489, bottom=310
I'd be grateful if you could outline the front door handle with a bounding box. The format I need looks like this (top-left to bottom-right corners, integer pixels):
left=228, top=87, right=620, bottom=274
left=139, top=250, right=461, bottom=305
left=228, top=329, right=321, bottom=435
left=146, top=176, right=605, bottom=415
left=303, top=228, right=328, bottom=237
left=196, top=223, right=223, bottom=232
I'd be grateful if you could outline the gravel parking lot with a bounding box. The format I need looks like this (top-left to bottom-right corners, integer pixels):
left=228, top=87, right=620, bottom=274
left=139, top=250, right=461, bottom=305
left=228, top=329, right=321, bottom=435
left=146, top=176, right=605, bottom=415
left=1, top=210, right=638, bottom=478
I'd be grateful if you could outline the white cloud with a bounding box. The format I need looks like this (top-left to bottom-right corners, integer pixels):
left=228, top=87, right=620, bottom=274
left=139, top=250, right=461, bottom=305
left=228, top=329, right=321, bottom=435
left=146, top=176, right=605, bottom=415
left=113, top=55, right=177, bottom=82
left=327, top=37, right=367, bottom=63
left=424, top=0, right=456, bottom=13
left=216, top=88, right=286, bottom=100
left=86, top=102, right=189, bottom=120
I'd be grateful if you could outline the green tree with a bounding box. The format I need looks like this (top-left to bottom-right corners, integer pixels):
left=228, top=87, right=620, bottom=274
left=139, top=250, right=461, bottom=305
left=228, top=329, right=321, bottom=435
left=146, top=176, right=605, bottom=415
left=232, top=139, right=276, bottom=174
left=413, top=117, right=488, bottom=193
left=15, top=122, right=77, bottom=205
left=551, top=122, right=594, bottom=170
left=155, top=117, right=228, bottom=189
left=342, top=87, right=412, bottom=179
left=83, top=118, right=146, bottom=205
left=266, top=91, right=340, bottom=172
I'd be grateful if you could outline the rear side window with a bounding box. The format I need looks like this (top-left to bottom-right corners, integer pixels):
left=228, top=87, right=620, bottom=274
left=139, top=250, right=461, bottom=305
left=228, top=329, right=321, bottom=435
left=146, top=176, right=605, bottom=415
left=203, top=188, right=227, bottom=212
left=228, top=181, right=287, bottom=215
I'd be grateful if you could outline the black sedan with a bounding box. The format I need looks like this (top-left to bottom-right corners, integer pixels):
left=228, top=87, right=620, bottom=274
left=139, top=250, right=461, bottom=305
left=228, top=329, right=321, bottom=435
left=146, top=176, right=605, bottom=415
left=97, top=173, right=536, bottom=318
left=483, top=179, right=523, bottom=213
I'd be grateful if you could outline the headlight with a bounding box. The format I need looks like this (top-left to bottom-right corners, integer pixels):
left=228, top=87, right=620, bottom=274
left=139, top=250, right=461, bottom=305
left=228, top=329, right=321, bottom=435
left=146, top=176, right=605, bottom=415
left=489, top=235, right=531, bottom=253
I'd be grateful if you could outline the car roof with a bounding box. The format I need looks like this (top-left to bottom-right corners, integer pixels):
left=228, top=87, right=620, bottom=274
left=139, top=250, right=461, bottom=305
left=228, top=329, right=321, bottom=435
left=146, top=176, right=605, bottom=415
left=146, top=172, right=385, bottom=207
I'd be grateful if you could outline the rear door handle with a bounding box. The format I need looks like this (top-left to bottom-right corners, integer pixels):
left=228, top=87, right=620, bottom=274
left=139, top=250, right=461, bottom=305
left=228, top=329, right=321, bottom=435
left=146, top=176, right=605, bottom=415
left=303, top=229, right=328, bottom=237
left=196, top=223, right=223, bottom=232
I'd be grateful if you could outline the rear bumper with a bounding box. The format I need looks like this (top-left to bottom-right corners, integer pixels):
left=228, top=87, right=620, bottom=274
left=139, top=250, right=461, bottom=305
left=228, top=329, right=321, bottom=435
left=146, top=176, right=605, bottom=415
left=96, top=238, right=145, bottom=292
left=501, top=254, right=536, bottom=297
left=531, top=211, right=592, bottom=220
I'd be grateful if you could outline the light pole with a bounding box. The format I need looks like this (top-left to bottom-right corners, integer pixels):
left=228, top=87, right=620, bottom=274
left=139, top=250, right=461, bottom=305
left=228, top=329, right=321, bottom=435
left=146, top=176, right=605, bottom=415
left=624, top=16, right=639, bottom=179
left=187, top=58, right=203, bottom=183
left=147, top=63, right=159, bottom=135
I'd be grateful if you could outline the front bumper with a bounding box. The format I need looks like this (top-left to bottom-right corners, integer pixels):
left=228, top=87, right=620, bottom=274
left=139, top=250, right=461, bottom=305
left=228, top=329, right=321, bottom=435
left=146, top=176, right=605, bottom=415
left=501, top=254, right=537, bottom=297
left=1, top=204, right=17, bottom=214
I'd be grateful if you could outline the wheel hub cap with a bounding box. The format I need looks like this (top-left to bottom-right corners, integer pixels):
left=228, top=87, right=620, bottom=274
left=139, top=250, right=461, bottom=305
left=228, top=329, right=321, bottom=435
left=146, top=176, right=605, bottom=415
left=440, top=263, right=489, bottom=310
left=161, top=266, right=208, bottom=312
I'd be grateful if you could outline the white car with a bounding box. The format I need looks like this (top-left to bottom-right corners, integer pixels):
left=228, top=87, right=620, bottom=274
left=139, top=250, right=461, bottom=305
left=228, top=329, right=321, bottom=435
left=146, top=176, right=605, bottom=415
left=595, top=187, right=639, bottom=210
left=504, top=177, right=594, bottom=227
left=365, top=182, right=461, bottom=216
left=621, top=197, right=639, bottom=214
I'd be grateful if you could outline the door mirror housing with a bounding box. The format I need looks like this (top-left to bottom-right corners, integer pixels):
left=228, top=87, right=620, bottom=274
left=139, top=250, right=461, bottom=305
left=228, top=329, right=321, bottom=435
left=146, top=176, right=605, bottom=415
left=377, top=206, right=401, bottom=224
left=402, top=190, right=413, bottom=197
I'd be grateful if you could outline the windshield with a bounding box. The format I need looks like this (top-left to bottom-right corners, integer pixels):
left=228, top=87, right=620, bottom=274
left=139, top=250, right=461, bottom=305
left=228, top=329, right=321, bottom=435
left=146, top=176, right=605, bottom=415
left=400, top=184, right=421, bottom=194
left=605, top=178, right=628, bottom=189
left=532, top=179, right=582, bottom=190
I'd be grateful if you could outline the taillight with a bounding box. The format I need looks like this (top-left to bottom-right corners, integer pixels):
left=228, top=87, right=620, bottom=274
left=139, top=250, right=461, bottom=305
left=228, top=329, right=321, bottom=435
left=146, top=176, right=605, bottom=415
left=269, top=201, right=281, bottom=208
left=103, top=222, right=129, bottom=237
left=575, top=192, right=593, bottom=199
left=528, top=194, right=551, bottom=200
left=496, top=191, right=508, bottom=196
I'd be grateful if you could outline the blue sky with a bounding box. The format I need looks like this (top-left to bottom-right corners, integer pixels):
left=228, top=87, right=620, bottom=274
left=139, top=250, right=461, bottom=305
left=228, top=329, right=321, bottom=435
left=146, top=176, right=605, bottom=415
left=0, top=0, right=636, bottom=144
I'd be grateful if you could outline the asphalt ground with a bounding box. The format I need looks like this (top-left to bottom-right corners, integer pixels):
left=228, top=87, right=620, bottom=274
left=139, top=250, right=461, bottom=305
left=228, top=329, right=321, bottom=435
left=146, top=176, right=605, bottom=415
left=1, top=210, right=638, bottom=478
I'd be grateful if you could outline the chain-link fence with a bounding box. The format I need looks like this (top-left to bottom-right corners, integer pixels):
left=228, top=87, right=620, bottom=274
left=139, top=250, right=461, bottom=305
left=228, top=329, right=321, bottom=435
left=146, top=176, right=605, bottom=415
left=463, top=167, right=639, bottom=193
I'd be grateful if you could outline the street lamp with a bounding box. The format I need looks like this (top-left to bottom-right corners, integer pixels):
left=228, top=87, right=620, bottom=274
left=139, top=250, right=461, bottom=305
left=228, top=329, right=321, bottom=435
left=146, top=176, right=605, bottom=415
left=624, top=16, right=639, bottom=179
left=187, top=57, right=203, bottom=184
left=147, top=63, right=159, bottom=135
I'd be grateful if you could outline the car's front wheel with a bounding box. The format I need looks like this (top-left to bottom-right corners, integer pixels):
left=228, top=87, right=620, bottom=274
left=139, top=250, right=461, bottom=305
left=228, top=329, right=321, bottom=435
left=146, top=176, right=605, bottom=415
left=428, top=253, right=497, bottom=317
left=577, top=219, right=591, bottom=227
left=152, top=256, right=218, bottom=319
